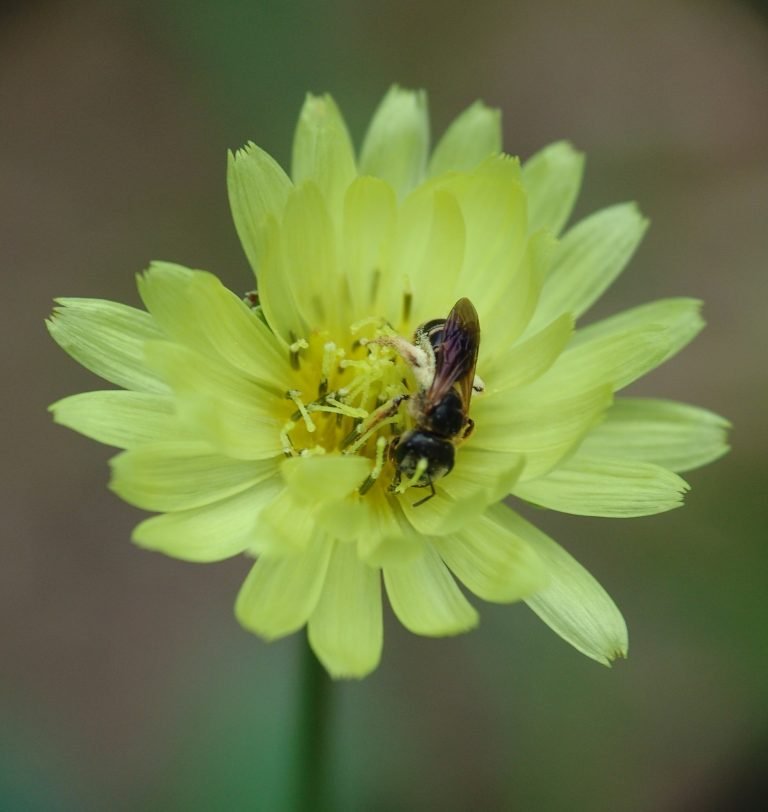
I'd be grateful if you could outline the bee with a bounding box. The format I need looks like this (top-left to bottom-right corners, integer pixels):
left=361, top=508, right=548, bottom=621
left=389, top=297, right=482, bottom=505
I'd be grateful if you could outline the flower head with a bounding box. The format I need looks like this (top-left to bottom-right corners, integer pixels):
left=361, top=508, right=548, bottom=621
left=48, top=86, right=729, bottom=677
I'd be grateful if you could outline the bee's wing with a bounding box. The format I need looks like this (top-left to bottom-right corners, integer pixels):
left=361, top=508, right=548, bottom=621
left=426, top=298, right=480, bottom=408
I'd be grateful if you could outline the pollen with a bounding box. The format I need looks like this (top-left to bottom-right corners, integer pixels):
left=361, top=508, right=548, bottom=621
left=277, top=321, right=415, bottom=488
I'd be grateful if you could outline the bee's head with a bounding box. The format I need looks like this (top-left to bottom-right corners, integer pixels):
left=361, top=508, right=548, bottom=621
left=392, top=430, right=455, bottom=485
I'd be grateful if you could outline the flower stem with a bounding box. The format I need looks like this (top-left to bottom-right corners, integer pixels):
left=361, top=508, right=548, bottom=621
left=295, top=638, right=331, bottom=812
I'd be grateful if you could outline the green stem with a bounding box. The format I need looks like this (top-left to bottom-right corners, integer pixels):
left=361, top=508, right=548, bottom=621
left=295, top=638, right=331, bottom=812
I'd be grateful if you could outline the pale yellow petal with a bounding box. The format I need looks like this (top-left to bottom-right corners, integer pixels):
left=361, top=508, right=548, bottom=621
left=50, top=390, right=178, bottom=449
left=138, top=264, right=293, bottom=394
left=522, top=141, right=584, bottom=236
left=449, top=156, right=528, bottom=320
left=341, top=176, right=398, bottom=321
left=47, top=298, right=167, bottom=393
left=144, top=341, right=284, bottom=460
left=257, top=487, right=319, bottom=556
left=109, top=441, right=277, bottom=511
left=254, top=456, right=373, bottom=557
left=435, top=504, right=547, bottom=602
left=547, top=298, right=705, bottom=392
left=383, top=545, right=478, bottom=636
left=513, top=456, right=689, bottom=517
left=308, top=541, right=382, bottom=679
left=399, top=487, right=488, bottom=537
left=578, top=398, right=731, bottom=472
left=188, top=273, right=293, bottom=391
left=471, top=384, right=612, bottom=479
left=359, top=85, right=429, bottom=198
left=357, top=490, right=424, bottom=567
left=443, top=447, right=525, bottom=504
left=235, top=536, right=333, bottom=640
left=227, top=142, right=292, bottom=276
left=281, top=181, right=346, bottom=336
left=132, top=478, right=282, bottom=562
left=291, top=93, right=356, bottom=216
left=481, top=229, right=552, bottom=357
left=255, top=213, right=309, bottom=344
left=502, top=508, right=628, bottom=665
left=136, top=262, right=197, bottom=346
left=483, top=314, right=573, bottom=393
left=280, top=454, right=373, bottom=504
left=392, top=185, right=466, bottom=328
left=530, top=203, right=648, bottom=331
left=428, top=100, right=501, bottom=176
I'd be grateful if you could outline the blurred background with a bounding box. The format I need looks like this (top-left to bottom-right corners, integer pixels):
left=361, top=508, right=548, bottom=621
left=2, top=0, right=767, bottom=809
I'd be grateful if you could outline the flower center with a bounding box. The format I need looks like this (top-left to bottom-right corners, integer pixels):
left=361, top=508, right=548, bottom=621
left=278, top=318, right=418, bottom=493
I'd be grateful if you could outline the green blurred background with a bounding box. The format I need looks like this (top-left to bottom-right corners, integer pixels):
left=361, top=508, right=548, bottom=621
left=2, top=0, right=767, bottom=809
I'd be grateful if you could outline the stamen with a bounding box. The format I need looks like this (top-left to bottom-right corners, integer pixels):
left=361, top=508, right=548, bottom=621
left=280, top=421, right=297, bottom=456
left=339, top=357, right=383, bottom=409
left=402, top=290, right=412, bottom=323
left=276, top=321, right=418, bottom=483
left=300, top=445, right=327, bottom=457
left=309, top=401, right=368, bottom=419
left=343, top=415, right=399, bottom=454
left=286, top=390, right=316, bottom=433
left=339, top=358, right=372, bottom=371
left=350, top=315, right=382, bottom=334
left=371, top=435, right=388, bottom=480
left=343, top=392, right=408, bottom=454
left=321, top=342, right=344, bottom=386
left=288, top=337, right=309, bottom=370
left=396, top=457, right=429, bottom=493
left=358, top=436, right=388, bottom=496
left=369, top=268, right=381, bottom=304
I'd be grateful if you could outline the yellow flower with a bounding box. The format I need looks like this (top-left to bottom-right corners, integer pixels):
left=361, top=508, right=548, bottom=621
left=48, top=86, right=729, bottom=678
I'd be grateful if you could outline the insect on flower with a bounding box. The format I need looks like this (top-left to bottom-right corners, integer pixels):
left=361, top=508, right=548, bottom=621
left=352, top=298, right=483, bottom=505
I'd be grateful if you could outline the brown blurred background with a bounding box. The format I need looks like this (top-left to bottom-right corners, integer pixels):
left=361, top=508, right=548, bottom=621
left=2, top=0, right=767, bottom=809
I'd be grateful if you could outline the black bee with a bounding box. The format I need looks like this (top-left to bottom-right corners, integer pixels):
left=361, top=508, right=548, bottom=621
left=390, top=297, right=481, bottom=504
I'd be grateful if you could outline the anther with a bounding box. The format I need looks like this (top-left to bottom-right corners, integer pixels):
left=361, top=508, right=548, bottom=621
left=286, top=390, right=316, bottom=433
left=288, top=336, right=309, bottom=370
left=321, top=342, right=340, bottom=383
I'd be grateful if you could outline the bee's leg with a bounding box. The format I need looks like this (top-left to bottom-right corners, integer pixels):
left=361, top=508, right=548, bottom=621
left=369, top=335, right=434, bottom=390
left=342, top=393, right=409, bottom=452
left=462, top=417, right=475, bottom=440
left=412, top=477, right=436, bottom=507
left=388, top=434, right=401, bottom=459
left=242, top=290, right=260, bottom=308
left=472, top=374, right=485, bottom=394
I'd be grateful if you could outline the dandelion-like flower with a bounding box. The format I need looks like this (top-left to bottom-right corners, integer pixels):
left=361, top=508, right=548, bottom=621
left=48, top=87, right=729, bottom=677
